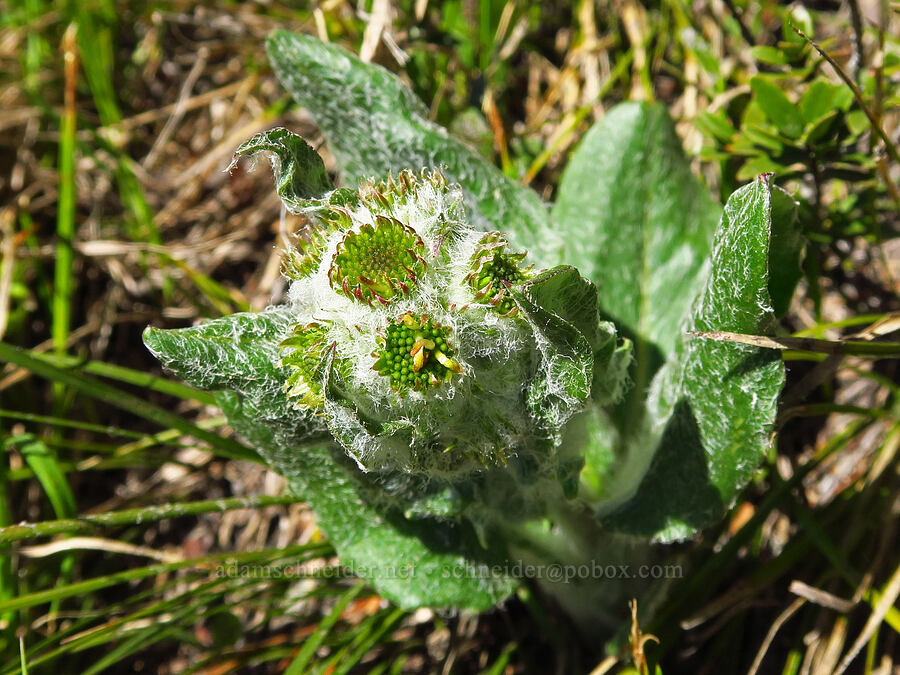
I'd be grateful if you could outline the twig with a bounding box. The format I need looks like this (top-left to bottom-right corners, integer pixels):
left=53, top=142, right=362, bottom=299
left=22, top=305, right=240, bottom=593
left=747, top=597, right=805, bottom=675
left=789, top=581, right=856, bottom=613
left=846, top=0, right=865, bottom=83
left=21, top=536, right=183, bottom=563
left=483, top=89, right=511, bottom=175
left=835, top=561, right=900, bottom=675
left=359, top=0, right=391, bottom=63
left=629, top=599, right=658, bottom=675
left=688, top=331, right=900, bottom=358
left=721, top=0, right=756, bottom=48
left=587, top=657, right=619, bottom=675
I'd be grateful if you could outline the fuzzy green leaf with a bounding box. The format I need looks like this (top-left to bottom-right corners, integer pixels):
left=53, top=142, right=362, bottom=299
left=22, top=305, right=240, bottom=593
left=520, top=264, right=632, bottom=409
left=143, top=310, right=290, bottom=392
left=552, top=102, right=722, bottom=362
left=265, top=30, right=560, bottom=265
left=512, top=269, right=594, bottom=403
left=509, top=266, right=613, bottom=432
left=142, top=310, right=328, bottom=444
left=606, top=176, right=788, bottom=541
left=228, top=127, right=332, bottom=211
left=519, top=266, right=603, bottom=351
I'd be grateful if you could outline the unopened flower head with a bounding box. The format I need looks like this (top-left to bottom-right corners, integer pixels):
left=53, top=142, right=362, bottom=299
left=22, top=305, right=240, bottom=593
left=329, top=215, right=426, bottom=305
left=465, top=233, right=533, bottom=316
left=372, top=313, right=461, bottom=392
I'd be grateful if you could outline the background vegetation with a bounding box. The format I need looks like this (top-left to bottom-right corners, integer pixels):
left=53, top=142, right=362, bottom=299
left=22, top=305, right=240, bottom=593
left=0, top=0, right=897, bottom=672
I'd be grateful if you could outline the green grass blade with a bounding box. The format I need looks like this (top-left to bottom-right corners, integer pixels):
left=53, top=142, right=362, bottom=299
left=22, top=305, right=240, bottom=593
left=12, top=573, right=246, bottom=672
left=0, top=410, right=147, bottom=439
left=0, top=494, right=299, bottom=544
left=481, top=643, right=517, bottom=675
left=329, top=607, right=405, bottom=675
left=284, top=581, right=366, bottom=675
left=18, top=634, right=26, bottom=675
left=6, top=456, right=168, bottom=483
left=3, top=429, right=78, bottom=620
left=8, top=434, right=76, bottom=518
left=32, top=353, right=217, bottom=405
left=16, top=557, right=327, bottom=673
left=0, top=543, right=327, bottom=614
left=73, top=6, right=161, bottom=245
left=0, top=442, right=14, bottom=633
left=81, top=625, right=178, bottom=675
left=0, top=342, right=257, bottom=462
left=80, top=600, right=209, bottom=675
left=52, top=23, right=77, bottom=363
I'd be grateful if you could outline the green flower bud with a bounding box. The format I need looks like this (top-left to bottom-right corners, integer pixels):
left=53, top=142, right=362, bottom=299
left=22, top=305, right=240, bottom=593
left=281, top=193, right=354, bottom=281
left=372, top=313, right=461, bottom=392
left=281, top=228, right=330, bottom=281
left=329, top=215, right=427, bottom=305
left=465, top=232, right=532, bottom=316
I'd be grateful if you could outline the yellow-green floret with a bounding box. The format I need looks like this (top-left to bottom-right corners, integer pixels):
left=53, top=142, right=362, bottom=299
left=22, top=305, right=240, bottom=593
left=329, top=215, right=426, bottom=305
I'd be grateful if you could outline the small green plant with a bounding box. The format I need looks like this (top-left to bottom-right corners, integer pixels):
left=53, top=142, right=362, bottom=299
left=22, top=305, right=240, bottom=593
left=143, top=32, right=802, bottom=614
left=698, top=72, right=890, bottom=244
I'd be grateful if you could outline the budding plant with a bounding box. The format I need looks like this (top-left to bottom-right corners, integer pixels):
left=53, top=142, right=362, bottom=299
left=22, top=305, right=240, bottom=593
left=144, top=32, right=803, bottom=615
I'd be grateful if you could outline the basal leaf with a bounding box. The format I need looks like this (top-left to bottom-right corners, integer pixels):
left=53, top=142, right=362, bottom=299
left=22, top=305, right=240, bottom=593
left=142, top=310, right=328, bottom=444
left=606, top=176, right=788, bottom=541
left=265, top=31, right=560, bottom=265
left=552, top=102, right=722, bottom=363
left=143, top=310, right=291, bottom=392
left=228, top=127, right=333, bottom=211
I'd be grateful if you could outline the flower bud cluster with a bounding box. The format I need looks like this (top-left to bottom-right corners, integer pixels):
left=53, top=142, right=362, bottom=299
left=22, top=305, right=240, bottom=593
left=276, top=169, right=596, bottom=484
